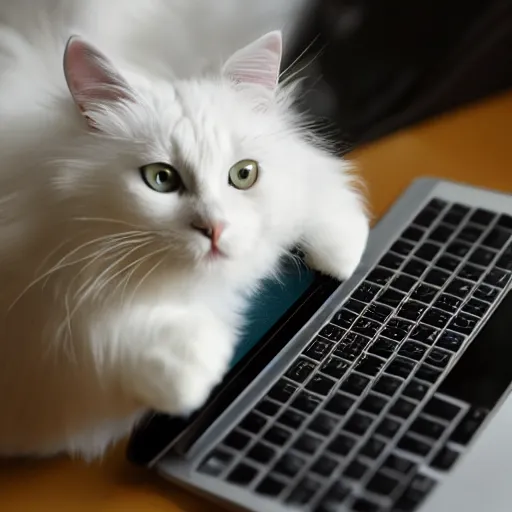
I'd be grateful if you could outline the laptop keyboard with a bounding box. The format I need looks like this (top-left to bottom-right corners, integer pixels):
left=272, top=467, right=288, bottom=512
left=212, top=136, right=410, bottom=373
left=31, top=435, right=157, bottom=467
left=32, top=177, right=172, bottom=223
left=197, top=198, right=512, bottom=511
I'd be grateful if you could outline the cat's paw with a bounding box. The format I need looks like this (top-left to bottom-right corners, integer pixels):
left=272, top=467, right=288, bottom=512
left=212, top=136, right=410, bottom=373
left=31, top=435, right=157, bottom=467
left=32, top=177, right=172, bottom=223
left=131, top=319, right=234, bottom=416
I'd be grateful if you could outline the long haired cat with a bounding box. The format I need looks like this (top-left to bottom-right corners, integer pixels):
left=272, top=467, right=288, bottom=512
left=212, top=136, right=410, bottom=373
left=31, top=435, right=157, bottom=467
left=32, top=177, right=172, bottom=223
left=0, top=1, right=369, bottom=459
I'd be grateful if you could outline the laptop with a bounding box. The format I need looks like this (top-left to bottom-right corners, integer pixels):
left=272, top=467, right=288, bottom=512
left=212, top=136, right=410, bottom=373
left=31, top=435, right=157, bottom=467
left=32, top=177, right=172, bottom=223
left=127, top=177, right=512, bottom=512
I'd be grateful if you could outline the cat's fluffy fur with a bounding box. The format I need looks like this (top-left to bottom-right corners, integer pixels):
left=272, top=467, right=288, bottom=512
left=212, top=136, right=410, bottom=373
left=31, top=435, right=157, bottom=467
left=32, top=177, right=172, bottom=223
left=0, top=0, right=369, bottom=459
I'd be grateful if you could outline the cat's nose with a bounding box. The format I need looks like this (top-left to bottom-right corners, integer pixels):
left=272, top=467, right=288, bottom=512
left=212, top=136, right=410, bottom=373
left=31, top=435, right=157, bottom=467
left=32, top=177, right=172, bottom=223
left=191, top=220, right=225, bottom=246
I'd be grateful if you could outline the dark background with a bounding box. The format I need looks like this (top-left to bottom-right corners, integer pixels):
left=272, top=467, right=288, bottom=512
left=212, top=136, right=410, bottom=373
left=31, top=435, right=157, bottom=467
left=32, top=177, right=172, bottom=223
left=286, top=0, right=512, bottom=151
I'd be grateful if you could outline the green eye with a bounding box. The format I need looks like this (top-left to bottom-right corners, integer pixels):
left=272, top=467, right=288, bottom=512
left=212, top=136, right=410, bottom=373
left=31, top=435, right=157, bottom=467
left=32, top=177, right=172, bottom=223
left=140, top=162, right=182, bottom=193
left=228, top=159, right=259, bottom=190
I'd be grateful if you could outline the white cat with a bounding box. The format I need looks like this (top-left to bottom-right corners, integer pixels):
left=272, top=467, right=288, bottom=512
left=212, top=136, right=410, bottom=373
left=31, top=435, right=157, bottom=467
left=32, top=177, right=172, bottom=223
left=0, top=2, right=369, bottom=459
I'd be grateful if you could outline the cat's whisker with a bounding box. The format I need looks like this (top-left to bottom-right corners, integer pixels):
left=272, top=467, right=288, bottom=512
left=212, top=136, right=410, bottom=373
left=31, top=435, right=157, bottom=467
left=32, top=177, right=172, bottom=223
left=279, top=34, right=320, bottom=82
left=72, top=216, right=146, bottom=231
left=128, top=249, right=168, bottom=303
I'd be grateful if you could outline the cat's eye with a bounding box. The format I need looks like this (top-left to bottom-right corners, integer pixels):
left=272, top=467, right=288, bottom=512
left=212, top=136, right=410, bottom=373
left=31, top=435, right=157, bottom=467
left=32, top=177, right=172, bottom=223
left=140, top=162, right=182, bottom=193
left=228, top=159, right=259, bottom=190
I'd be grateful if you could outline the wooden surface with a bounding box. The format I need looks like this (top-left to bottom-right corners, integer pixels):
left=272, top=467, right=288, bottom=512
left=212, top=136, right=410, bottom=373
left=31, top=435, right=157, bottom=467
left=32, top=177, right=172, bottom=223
left=1, top=92, right=512, bottom=511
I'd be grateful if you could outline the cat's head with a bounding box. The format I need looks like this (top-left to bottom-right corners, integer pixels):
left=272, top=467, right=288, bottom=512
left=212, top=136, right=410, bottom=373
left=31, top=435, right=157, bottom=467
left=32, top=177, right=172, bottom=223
left=56, top=32, right=352, bottom=288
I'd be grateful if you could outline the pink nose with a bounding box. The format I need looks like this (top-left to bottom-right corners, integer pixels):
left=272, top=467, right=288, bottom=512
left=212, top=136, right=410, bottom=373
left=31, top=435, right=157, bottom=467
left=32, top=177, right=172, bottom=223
left=191, top=221, right=225, bottom=247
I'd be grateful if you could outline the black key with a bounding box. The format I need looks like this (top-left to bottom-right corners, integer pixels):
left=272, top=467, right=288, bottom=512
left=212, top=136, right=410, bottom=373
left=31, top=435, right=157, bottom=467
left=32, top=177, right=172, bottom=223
left=247, top=443, right=276, bottom=464
left=496, top=244, right=512, bottom=270
left=442, top=204, right=469, bottom=225
left=425, top=348, right=452, bottom=369
left=199, top=449, right=233, bottom=476
left=274, top=453, right=305, bottom=478
left=399, top=341, right=427, bottom=361
left=268, top=380, right=298, bottom=403
left=368, top=337, right=398, bottom=359
left=352, top=317, right=380, bottom=338
left=223, top=430, right=251, bottom=450
left=458, top=263, right=484, bottom=282
left=344, top=412, right=374, bottom=436
left=403, top=258, right=428, bottom=277
left=415, top=364, right=442, bottom=384
left=469, top=247, right=496, bottom=266
left=286, top=477, right=319, bottom=506
left=360, top=393, right=388, bottom=415
left=381, top=318, right=413, bottom=342
left=434, top=294, right=462, bottom=313
left=450, top=407, right=488, bottom=445
left=402, top=226, right=424, bottom=242
left=474, top=283, right=499, bottom=302
left=413, top=208, right=439, bottom=228
left=255, top=476, right=286, bottom=497
left=397, top=301, right=427, bottom=321
left=397, top=433, right=432, bottom=456
left=340, top=373, right=370, bottom=395
left=403, top=379, right=429, bottom=401
left=429, top=224, right=452, bottom=243
left=360, top=437, right=386, bottom=459
left=446, top=241, right=471, bottom=258
left=378, top=288, right=406, bottom=308
left=484, top=268, right=510, bottom=288
left=469, top=208, right=495, bottom=225
left=411, top=284, right=437, bottom=304
left=239, top=413, right=267, bottom=434
left=309, top=413, right=338, bottom=437
left=436, top=255, right=460, bottom=272
left=395, top=474, right=436, bottom=511
left=356, top=355, right=385, bottom=376
left=376, top=417, right=401, bottom=438
left=291, top=392, right=322, bottom=414
left=264, top=426, right=292, bottom=446
left=382, top=454, right=415, bottom=475
left=286, top=358, right=316, bottom=384
left=293, top=433, right=322, bottom=455
left=410, top=324, right=439, bottom=345
left=334, top=333, right=369, bottom=361
left=344, top=298, right=367, bottom=314
left=367, top=267, right=394, bottom=285
left=448, top=313, right=479, bottom=336
left=497, top=213, right=512, bottom=230
left=331, top=309, right=357, bottom=329
left=351, top=281, right=381, bottom=304
left=424, top=268, right=451, bottom=287
left=379, top=252, right=404, bottom=270
left=310, top=455, right=338, bottom=477
left=373, top=374, right=402, bottom=396
left=306, top=375, right=336, bottom=396
left=344, top=458, right=369, bottom=480
left=411, top=416, right=446, bottom=440
left=422, top=308, right=451, bottom=329
left=391, top=274, right=417, bottom=293
left=386, top=356, right=416, bottom=379
left=227, top=463, right=258, bottom=486
left=304, top=337, right=334, bottom=362
left=431, top=446, right=459, bottom=471
left=428, top=198, right=448, bottom=211
left=482, top=227, right=510, bottom=249
left=317, top=481, right=350, bottom=510
left=325, top=393, right=355, bottom=416
left=390, top=398, right=416, bottom=419
left=366, top=471, right=400, bottom=495
left=352, top=498, right=379, bottom=512
left=423, top=396, right=461, bottom=421
left=365, top=303, right=393, bottom=322
left=415, top=242, right=441, bottom=261
left=277, top=409, right=306, bottom=430
left=319, top=323, right=344, bottom=342
left=390, top=239, right=415, bottom=256
left=256, top=399, right=280, bottom=417
left=320, top=357, right=350, bottom=380
left=458, top=225, right=484, bottom=243
left=327, top=433, right=356, bottom=456
left=436, top=330, right=465, bottom=352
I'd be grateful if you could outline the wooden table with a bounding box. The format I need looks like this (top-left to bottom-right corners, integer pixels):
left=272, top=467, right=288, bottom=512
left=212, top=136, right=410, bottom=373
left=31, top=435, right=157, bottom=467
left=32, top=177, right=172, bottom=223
left=1, top=91, right=511, bottom=512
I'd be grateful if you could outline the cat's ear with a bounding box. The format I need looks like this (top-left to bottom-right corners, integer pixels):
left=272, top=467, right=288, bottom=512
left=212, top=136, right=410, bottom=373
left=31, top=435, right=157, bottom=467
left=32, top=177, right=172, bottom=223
left=63, top=36, right=133, bottom=124
left=222, top=31, right=282, bottom=91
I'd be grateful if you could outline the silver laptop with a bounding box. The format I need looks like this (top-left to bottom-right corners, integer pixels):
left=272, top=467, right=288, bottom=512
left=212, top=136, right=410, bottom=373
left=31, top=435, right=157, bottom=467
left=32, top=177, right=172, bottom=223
left=127, top=178, right=512, bottom=512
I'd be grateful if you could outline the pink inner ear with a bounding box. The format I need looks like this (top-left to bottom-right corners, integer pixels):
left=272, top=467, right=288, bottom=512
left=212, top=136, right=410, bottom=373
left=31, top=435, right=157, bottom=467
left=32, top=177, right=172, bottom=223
left=222, top=31, right=283, bottom=91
